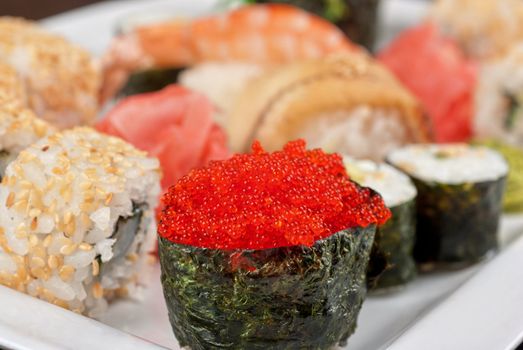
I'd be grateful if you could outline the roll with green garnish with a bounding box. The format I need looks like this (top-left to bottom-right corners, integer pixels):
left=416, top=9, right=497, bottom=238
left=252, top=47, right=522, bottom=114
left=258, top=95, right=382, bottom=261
left=388, top=144, right=508, bottom=270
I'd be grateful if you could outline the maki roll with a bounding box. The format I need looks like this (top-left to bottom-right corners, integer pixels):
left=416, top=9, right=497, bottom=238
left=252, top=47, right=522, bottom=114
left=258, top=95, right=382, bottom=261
left=0, top=127, right=161, bottom=317
left=344, top=157, right=417, bottom=292
left=252, top=0, right=381, bottom=50
left=475, top=44, right=523, bottom=146
left=0, top=102, right=55, bottom=177
left=388, top=144, right=508, bottom=269
left=158, top=140, right=390, bottom=349
left=0, top=17, right=100, bottom=128
left=0, top=62, right=26, bottom=104
left=228, top=53, right=430, bottom=159
left=431, top=0, right=523, bottom=60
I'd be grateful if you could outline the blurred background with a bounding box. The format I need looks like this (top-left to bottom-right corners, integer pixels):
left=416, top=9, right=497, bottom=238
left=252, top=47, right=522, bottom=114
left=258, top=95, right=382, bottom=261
left=0, top=0, right=105, bottom=19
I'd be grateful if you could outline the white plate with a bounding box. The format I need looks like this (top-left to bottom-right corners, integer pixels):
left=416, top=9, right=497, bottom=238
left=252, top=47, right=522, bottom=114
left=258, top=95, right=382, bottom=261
left=0, top=1, right=521, bottom=349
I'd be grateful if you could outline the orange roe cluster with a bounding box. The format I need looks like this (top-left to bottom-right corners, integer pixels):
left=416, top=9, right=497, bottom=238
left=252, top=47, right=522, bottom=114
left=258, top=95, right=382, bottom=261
left=159, top=140, right=391, bottom=249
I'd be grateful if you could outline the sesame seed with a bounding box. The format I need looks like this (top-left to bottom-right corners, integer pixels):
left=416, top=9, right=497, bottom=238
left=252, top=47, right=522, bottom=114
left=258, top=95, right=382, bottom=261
left=30, top=257, right=45, bottom=269
left=30, top=217, right=38, bottom=231
left=47, top=255, right=58, bottom=269
left=59, top=265, right=75, bottom=281
left=63, top=211, right=72, bottom=224
left=92, top=260, right=99, bottom=276
left=92, top=282, right=103, bottom=299
left=104, top=193, right=113, bottom=206
left=78, top=243, right=92, bottom=251
left=28, top=234, right=38, bottom=246
left=5, top=192, right=15, bottom=207
left=59, top=244, right=77, bottom=256
left=43, top=235, right=52, bottom=248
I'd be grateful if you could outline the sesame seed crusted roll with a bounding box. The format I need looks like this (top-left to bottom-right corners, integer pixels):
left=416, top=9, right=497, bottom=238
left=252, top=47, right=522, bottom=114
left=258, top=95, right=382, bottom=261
left=0, top=127, right=161, bottom=317
left=0, top=17, right=100, bottom=129
left=0, top=102, right=54, bottom=177
left=0, top=62, right=26, bottom=105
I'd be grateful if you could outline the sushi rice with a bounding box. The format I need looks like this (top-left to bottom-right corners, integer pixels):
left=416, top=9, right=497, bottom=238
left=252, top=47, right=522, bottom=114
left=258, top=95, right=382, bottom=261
left=0, top=127, right=160, bottom=317
left=304, top=106, right=417, bottom=161
left=387, top=144, right=508, bottom=184
left=475, top=44, right=523, bottom=146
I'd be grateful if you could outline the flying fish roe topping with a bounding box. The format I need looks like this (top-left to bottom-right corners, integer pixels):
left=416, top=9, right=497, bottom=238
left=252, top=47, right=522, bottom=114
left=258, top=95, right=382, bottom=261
left=159, top=140, right=390, bottom=249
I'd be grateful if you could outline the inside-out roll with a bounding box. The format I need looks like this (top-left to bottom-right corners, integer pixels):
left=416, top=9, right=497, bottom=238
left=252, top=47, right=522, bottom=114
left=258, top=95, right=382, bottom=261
left=0, top=17, right=100, bottom=128
left=431, top=0, right=523, bottom=60
left=227, top=54, right=431, bottom=160
left=0, top=102, right=54, bottom=177
left=0, top=127, right=161, bottom=317
left=0, top=62, right=26, bottom=104
left=475, top=44, right=523, bottom=146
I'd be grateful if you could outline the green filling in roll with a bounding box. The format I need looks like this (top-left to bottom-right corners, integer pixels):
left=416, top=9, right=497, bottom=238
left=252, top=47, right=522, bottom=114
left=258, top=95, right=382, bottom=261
left=473, top=140, right=523, bottom=213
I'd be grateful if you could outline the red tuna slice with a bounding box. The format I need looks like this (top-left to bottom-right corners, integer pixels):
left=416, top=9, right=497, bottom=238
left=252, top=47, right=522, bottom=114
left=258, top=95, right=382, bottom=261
left=96, top=85, right=230, bottom=191
left=378, top=22, right=477, bottom=142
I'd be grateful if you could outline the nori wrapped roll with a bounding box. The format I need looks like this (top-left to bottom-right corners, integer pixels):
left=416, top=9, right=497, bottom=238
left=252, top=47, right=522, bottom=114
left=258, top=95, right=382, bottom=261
left=388, top=144, right=508, bottom=270
left=250, top=0, right=381, bottom=50
left=159, top=225, right=375, bottom=349
left=344, top=158, right=417, bottom=292
left=158, top=140, right=390, bottom=349
left=117, top=68, right=185, bottom=98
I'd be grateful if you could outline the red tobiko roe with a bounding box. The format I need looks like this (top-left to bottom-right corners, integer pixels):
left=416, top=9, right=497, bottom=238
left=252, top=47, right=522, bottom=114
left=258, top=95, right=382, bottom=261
left=158, top=140, right=391, bottom=250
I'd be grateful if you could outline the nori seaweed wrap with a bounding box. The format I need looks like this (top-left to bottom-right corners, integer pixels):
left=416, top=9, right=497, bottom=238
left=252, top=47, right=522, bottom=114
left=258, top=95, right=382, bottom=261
left=158, top=140, right=390, bottom=349
left=159, top=225, right=375, bottom=349
left=344, top=158, right=417, bottom=292
left=388, top=144, right=508, bottom=270
left=117, top=68, right=185, bottom=98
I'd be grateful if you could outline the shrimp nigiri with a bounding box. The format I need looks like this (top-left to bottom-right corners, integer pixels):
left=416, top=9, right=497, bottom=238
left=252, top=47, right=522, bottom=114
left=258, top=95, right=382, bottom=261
left=101, top=4, right=363, bottom=102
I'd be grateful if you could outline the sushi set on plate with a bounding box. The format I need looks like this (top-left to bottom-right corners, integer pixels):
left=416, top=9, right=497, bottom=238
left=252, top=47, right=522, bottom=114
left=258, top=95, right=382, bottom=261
left=1, top=0, right=523, bottom=349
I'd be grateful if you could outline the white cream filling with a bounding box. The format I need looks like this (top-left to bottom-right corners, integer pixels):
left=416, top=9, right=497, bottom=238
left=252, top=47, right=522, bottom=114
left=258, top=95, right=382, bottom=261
left=388, top=144, right=508, bottom=184
left=343, top=157, right=417, bottom=207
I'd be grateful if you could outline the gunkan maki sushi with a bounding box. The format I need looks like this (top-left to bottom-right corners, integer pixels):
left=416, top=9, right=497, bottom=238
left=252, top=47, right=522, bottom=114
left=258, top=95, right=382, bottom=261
left=344, top=157, right=417, bottom=292
left=158, top=140, right=391, bottom=349
left=388, top=144, right=508, bottom=270
left=0, top=127, right=161, bottom=317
